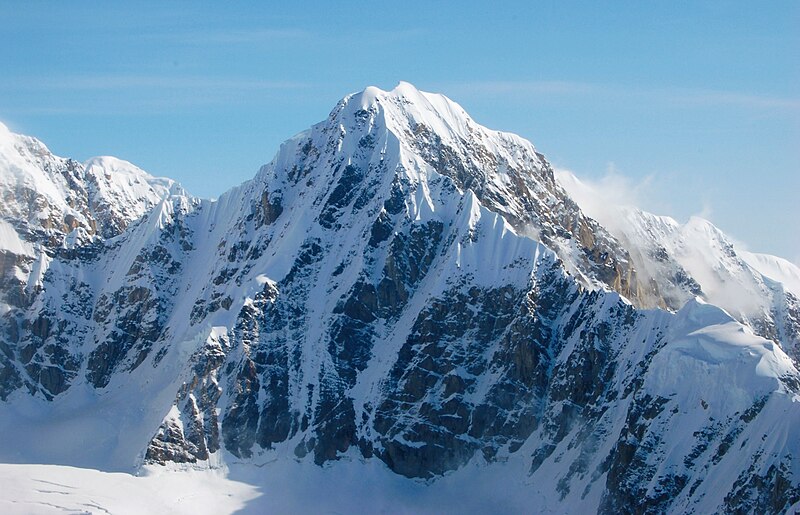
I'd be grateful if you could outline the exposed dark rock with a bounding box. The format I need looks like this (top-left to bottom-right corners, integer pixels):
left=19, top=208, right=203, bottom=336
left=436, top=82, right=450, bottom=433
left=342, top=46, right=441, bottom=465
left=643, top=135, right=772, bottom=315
left=2, top=84, right=798, bottom=515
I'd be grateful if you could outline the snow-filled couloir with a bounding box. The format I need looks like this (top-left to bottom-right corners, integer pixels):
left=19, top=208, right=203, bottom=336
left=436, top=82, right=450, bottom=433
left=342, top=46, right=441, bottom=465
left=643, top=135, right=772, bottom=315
left=0, top=83, right=799, bottom=514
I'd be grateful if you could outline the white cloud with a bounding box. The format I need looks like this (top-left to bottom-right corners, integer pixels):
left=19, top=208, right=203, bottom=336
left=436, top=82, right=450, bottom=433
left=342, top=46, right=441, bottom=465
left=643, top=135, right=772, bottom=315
left=0, top=75, right=309, bottom=92
left=448, top=80, right=597, bottom=96
left=693, top=202, right=714, bottom=221
left=667, top=89, right=800, bottom=110
left=444, top=80, right=800, bottom=111
left=553, top=164, right=654, bottom=234
left=554, top=165, right=784, bottom=316
left=0, top=76, right=313, bottom=114
left=146, top=28, right=311, bottom=44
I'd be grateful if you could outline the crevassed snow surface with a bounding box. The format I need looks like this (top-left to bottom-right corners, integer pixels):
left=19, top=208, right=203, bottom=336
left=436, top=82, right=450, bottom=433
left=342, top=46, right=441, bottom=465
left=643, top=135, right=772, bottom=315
left=0, top=460, right=540, bottom=515
left=0, top=464, right=258, bottom=515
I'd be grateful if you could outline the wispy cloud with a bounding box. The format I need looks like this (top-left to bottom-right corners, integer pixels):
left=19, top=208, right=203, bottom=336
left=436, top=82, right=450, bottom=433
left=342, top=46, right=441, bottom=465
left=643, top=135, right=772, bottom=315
left=554, top=165, right=657, bottom=231
left=0, top=75, right=309, bottom=92
left=446, top=80, right=800, bottom=111
left=0, top=75, right=313, bottom=115
left=136, top=26, right=428, bottom=47
left=444, top=80, right=598, bottom=97
left=0, top=106, right=89, bottom=116
left=666, top=89, right=800, bottom=110
left=693, top=201, right=714, bottom=221
left=143, top=28, right=311, bottom=44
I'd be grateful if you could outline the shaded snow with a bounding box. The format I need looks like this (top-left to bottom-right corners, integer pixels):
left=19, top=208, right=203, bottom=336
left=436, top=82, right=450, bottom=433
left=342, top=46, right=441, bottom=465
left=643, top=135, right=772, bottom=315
left=1, top=84, right=799, bottom=514
left=0, top=463, right=258, bottom=515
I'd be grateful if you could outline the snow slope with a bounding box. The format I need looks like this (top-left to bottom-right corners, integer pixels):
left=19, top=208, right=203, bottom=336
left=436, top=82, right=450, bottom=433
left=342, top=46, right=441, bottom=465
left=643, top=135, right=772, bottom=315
left=557, top=169, right=800, bottom=363
left=0, top=121, right=181, bottom=244
left=740, top=251, right=800, bottom=299
left=0, top=464, right=258, bottom=515
left=0, top=120, right=187, bottom=323
left=1, top=84, right=799, bottom=514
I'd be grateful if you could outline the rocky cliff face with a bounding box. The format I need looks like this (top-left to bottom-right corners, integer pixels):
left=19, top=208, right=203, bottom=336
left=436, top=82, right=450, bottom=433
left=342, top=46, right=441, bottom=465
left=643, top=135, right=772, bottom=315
left=1, top=84, right=799, bottom=514
left=0, top=123, right=186, bottom=401
left=557, top=170, right=800, bottom=365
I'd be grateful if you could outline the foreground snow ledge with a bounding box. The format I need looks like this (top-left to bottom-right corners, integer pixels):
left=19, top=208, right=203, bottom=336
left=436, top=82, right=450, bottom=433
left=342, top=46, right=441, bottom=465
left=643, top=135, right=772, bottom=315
left=0, top=456, right=558, bottom=514
left=0, top=463, right=259, bottom=515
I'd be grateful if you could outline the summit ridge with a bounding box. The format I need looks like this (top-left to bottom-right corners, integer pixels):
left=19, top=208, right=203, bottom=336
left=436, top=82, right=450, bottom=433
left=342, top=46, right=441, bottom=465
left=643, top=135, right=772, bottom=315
left=0, top=83, right=798, bottom=513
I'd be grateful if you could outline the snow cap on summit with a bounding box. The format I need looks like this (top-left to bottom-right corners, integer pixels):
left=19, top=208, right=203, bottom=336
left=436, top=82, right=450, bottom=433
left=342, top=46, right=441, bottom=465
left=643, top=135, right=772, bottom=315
left=338, top=82, right=505, bottom=155
left=0, top=120, right=19, bottom=148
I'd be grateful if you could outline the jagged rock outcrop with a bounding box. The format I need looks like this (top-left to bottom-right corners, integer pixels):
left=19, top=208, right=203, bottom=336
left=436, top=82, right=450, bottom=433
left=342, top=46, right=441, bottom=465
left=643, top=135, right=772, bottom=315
left=1, top=84, right=799, bottom=514
left=557, top=170, right=800, bottom=364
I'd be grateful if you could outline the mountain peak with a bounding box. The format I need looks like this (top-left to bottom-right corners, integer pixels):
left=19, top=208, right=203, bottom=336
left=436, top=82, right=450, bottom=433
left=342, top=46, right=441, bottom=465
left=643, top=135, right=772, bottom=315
left=252, top=83, right=647, bottom=305
left=0, top=121, right=19, bottom=147
left=349, top=81, right=441, bottom=107
left=335, top=82, right=477, bottom=146
left=0, top=120, right=11, bottom=140
left=0, top=125, right=187, bottom=246
left=2, top=87, right=800, bottom=513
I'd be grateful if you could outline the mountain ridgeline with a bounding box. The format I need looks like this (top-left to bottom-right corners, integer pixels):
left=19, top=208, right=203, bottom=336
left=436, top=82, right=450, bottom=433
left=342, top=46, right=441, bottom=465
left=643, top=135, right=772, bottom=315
left=1, top=83, right=799, bottom=514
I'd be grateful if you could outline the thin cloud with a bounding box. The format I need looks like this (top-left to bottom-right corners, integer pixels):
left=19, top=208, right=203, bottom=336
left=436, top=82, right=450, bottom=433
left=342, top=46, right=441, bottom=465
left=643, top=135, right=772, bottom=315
left=1, top=106, right=88, bottom=116
left=138, top=26, right=427, bottom=47
left=0, top=75, right=310, bottom=92
left=445, top=80, right=598, bottom=97
left=0, top=76, right=314, bottom=115
left=146, top=28, right=311, bottom=44
left=554, top=165, right=657, bottom=235
left=447, top=80, right=800, bottom=111
left=352, top=27, right=429, bottom=42
left=692, top=201, right=714, bottom=221
left=666, top=89, right=800, bottom=110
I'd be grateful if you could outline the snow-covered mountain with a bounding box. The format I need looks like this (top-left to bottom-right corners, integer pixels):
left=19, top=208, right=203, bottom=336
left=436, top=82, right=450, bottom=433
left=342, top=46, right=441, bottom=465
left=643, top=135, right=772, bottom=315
left=1, top=83, right=798, bottom=514
left=557, top=170, right=800, bottom=363
left=0, top=122, right=182, bottom=243
left=0, top=121, right=184, bottom=316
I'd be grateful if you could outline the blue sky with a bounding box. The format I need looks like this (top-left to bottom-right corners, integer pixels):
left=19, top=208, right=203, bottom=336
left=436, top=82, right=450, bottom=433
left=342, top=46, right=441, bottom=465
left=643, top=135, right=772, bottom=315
left=1, top=1, right=798, bottom=262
